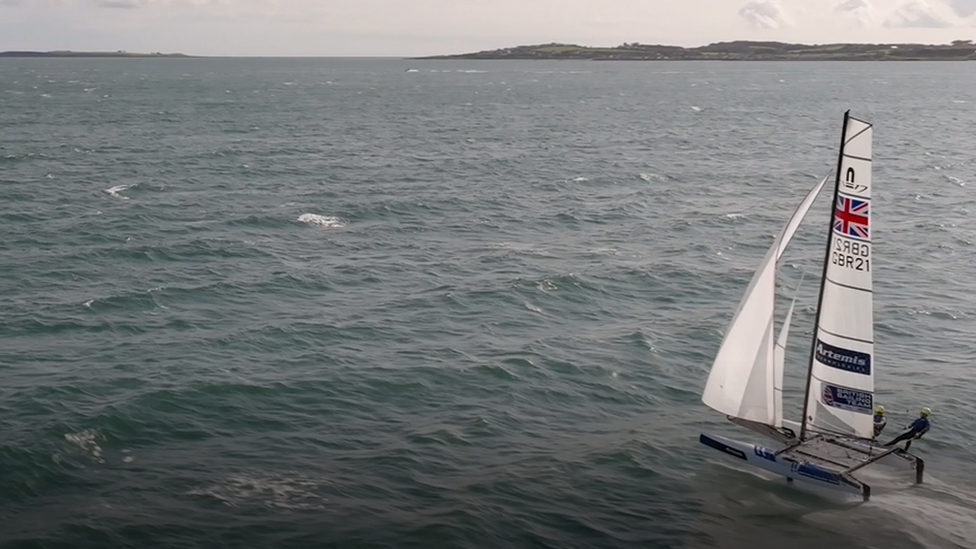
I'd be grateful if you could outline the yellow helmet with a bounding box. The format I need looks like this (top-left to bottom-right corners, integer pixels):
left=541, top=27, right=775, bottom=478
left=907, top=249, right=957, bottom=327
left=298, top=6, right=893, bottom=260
left=874, top=406, right=885, bottom=415
left=920, top=407, right=931, bottom=417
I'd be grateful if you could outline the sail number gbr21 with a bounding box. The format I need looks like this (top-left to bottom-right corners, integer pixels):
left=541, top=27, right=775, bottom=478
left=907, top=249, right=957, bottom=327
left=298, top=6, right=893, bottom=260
left=831, top=239, right=869, bottom=272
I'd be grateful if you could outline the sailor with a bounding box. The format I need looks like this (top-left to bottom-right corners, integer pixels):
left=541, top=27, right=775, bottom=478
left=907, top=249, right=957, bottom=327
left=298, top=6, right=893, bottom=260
left=884, top=408, right=931, bottom=450
left=872, top=405, right=887, bottom=438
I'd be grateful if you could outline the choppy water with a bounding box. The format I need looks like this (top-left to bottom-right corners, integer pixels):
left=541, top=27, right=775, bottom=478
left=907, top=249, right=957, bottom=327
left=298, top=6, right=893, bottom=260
left=1, top=58, right=975, bottom=549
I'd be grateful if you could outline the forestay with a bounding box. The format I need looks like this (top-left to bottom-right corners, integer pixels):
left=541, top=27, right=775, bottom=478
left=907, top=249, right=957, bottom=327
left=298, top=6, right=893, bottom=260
left=802, top=115, right=875, bottom=439
left=701, top=175, right=827, bottom=426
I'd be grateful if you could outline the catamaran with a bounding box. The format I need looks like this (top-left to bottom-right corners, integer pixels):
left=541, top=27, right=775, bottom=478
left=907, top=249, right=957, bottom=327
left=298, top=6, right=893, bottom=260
left=698, top=111, right=923, bottom=501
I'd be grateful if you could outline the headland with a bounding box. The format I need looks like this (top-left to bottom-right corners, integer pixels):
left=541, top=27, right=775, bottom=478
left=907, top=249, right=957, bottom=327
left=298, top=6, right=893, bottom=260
left=415, top=40, right=976, bottom=61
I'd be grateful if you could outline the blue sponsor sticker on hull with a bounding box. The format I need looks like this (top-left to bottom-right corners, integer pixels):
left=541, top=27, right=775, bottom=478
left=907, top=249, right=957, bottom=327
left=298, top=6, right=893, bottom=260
left=699, top=434, right=746, bottom=460
left=796, top=462, right=841, bottom=485
left=822, top=383, right=873, bottom=414
left=815, top=339, right=871, bottom=375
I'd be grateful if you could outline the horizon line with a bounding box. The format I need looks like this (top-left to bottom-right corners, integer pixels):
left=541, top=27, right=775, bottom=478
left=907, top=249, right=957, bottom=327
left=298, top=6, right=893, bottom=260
left=2, top=38, right=973, bottom=58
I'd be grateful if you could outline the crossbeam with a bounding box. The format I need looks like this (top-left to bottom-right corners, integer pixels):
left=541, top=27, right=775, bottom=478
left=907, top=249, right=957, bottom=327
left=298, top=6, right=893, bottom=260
left=842, top=446, right=899, bottom=475
left=824, top=437, right=884, bottom=457
left=793, top=449, right=852, bottom=469
left=775, top=434, right=819, bottom=456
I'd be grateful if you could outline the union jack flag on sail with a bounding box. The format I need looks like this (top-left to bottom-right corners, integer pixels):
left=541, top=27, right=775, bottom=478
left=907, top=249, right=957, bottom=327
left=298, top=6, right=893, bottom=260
left=833, top=195, right=869, bottom=239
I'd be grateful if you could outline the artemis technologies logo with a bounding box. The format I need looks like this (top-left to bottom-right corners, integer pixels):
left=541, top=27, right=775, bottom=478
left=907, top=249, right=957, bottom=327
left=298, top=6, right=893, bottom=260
left=815, top=339, right=871, bottom=375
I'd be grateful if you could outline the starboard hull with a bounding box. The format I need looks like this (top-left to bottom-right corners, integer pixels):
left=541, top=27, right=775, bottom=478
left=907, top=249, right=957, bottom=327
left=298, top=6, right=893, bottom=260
left=699, top=433, right=867, bottom=499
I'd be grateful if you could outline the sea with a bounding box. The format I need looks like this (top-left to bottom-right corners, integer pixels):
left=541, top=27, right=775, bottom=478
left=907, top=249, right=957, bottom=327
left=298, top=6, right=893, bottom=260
left=1, top=58, right=974, bottom=549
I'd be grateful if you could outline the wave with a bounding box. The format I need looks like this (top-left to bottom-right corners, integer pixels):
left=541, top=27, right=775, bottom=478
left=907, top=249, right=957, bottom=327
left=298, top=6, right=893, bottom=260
left=188, top=470, right=328, bottom=510
left=298, top=213, right=345, bottom=228
left=103, top=183, right=136, bottom=200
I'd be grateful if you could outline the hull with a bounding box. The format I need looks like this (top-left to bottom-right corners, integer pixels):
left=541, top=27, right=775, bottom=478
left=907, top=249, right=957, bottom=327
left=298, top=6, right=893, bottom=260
left=699, top=433, right=867, bottom=499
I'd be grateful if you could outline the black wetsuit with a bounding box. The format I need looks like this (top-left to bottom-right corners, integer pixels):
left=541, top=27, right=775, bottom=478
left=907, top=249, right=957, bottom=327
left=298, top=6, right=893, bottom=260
left=884, top=416, right=930, bottom=450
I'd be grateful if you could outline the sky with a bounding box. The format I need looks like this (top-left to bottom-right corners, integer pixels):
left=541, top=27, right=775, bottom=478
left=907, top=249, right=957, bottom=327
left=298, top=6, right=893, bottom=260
left=0, top=0, right=974, bottom=56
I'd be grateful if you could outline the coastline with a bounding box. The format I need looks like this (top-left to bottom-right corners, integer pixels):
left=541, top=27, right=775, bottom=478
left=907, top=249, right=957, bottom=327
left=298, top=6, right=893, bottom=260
left=413, top=40, right=976, bottom=61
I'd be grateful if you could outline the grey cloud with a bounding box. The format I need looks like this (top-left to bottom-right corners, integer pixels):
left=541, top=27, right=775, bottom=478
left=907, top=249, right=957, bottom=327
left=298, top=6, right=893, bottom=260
left=945, top=0, right=976, bottom=17
left=99, top=0, right=139, bottom=7
left=884, top=1, right=951, bottom=27
left=834, top=0, right=875, bottom=27
left=1, top=0, right=21, bottom=6
left=835, top=0, right=869, bottom=11
left=739, top=0, right=789, bottom=29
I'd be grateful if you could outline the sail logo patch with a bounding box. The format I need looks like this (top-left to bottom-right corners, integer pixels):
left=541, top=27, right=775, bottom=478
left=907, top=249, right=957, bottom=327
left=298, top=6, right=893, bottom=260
left=833, top=195, right=869, bottom=240
left=842, top=166, right=867, bottom=193
left=815, top=340, right=871, bottom=375
left=822, top=383, right=873, bottom=414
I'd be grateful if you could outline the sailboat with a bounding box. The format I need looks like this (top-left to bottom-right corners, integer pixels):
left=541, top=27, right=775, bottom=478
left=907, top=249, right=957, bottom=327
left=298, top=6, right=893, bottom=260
left=698, top=111, right=923, bottom=501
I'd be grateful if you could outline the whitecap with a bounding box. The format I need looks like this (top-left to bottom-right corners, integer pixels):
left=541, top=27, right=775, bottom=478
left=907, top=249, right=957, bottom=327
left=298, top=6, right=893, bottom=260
left=64, top=429, right=105, bottom=463
left=188, top=471, right=327, bottom=510
left=104, top=184, right=134, bottom=199
left=639, top=173, right=666, bottom=182
left=299, top=213, right=345, bottom=228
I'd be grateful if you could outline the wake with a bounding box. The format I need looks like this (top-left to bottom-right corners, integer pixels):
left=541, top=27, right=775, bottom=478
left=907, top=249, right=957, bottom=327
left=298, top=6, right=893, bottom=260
left=803, top=471, right=976, bottom=549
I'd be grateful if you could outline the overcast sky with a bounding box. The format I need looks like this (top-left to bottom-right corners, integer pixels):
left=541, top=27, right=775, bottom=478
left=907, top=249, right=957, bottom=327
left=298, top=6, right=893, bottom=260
left=1, top=0, right=974, bottom=56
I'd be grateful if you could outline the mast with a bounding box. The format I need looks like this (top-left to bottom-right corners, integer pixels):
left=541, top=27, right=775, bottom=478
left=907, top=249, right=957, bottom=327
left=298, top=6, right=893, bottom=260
left=799, top=110, right=850, bottom=441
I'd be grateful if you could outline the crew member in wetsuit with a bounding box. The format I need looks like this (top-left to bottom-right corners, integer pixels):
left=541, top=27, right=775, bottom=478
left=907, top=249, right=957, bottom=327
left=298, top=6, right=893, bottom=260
left=873, top=405, right=887, bottom=438
left=884, top=408, right=931, bottom=451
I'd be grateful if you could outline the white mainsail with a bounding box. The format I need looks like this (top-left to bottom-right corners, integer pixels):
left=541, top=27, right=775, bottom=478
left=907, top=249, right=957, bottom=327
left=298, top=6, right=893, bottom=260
left=802, top=115, right=875, bottom=439
left=701, top=175, right=827, bottom=426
